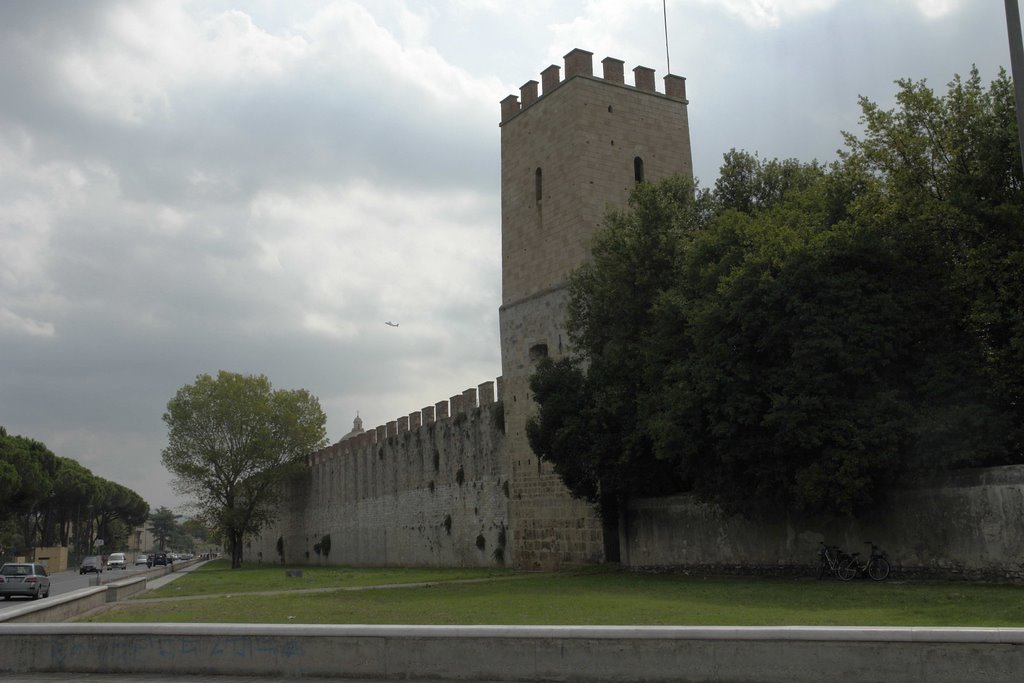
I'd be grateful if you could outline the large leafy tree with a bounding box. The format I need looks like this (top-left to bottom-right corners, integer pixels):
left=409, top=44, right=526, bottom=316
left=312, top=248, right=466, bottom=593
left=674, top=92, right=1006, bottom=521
left=841, top=67, right=1024, bottom=452
left=90, top=480, right=149, bottom=550
left=47, top=457, right=98, bottom=551
left=0, top=427, right=149, bottom=555
left=162, top=371, right=327, bottom=568
left=527, top=178, right=705, bottom=559
left=180, top=517, right=210, bottom=552
left=528, top=67, right=1023, bottom=521
left=662, top=202, right=1010, bottom=515
left=148, top=506, right=178, bottom=551
left=0, top=430, right=56, bottom=547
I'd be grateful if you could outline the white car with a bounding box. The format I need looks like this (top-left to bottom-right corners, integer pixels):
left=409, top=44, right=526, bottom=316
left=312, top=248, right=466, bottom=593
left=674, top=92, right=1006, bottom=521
left=135, top=554, right=149, bottom=566
left=105, top=552, right=127, bottom=570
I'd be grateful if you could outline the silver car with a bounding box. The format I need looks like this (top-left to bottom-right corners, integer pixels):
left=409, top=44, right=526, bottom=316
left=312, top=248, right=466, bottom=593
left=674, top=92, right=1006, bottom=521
left=0, top=562, right=51, bottom=600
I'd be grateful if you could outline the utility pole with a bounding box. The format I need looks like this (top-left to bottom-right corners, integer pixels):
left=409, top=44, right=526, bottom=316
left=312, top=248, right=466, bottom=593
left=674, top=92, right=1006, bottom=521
left=1005, top=0, right=1024, bottom=167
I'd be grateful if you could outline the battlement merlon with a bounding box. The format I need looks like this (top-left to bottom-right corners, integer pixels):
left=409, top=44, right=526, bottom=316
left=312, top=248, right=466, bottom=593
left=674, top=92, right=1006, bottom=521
left=307, top=379, right=501, bottom=466
left=500, top=48, right=688, bottom=124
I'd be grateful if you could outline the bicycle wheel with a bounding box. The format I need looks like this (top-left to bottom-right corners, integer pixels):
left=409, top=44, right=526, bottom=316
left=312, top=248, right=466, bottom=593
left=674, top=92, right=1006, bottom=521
left=867, top=557, right=890, bottom=581
left=837, top=556, right=857, bottom=581
left=816, top=559, right=827, bottom=580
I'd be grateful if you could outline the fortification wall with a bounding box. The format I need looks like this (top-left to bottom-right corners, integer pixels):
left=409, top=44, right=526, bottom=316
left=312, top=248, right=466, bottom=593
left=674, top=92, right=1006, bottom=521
left=499, top=49, right=693, bottom=568
left=499, top=48, right=692, bottom=305
left=500, top=287, right=605, bottom=568
left=245, top=381, right=508, bottom=568
left=623, top=465, right=1024, bottom=580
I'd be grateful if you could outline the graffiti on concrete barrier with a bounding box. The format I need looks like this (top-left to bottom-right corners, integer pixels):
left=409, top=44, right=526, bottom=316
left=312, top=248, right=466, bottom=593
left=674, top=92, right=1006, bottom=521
left=50, top=635, right=305, bottom=666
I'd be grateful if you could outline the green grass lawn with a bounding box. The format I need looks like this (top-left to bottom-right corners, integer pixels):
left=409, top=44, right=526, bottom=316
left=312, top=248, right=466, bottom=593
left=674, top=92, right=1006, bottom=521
left=136, top=562, right=514, bottom=598
left=79, top=561, right=1024, bottom=627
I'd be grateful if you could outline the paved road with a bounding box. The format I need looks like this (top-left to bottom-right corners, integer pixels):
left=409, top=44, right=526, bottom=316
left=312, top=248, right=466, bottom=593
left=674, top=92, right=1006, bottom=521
left=0, top=562, right=173, bottom=615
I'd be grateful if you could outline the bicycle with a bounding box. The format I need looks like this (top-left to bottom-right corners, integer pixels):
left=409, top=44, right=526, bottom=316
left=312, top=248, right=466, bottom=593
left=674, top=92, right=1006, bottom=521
left=816, top=542, right=856, bottom=581
left=848, top=541, right=891, bottom=581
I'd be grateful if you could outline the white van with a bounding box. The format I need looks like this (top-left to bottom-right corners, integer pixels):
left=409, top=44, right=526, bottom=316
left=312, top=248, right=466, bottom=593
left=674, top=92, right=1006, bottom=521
left=105, top=552, right=127, bottom=570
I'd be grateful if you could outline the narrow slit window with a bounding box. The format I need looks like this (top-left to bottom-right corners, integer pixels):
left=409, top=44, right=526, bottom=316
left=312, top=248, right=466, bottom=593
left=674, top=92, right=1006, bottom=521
left=535, top=167, right=543, bottom=204
left=634, top=156, right=645, bottom=182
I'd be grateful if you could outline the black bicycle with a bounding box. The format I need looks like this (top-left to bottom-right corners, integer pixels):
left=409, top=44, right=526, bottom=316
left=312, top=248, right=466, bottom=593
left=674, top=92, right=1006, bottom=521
left=816, top=542, right=856, bottom=581
left=847, top=541, right=890, bottom=581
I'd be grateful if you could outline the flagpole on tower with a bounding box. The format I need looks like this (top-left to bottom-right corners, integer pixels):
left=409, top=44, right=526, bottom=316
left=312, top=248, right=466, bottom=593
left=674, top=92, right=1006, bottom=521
left=663, top=0, right=671, bottom=75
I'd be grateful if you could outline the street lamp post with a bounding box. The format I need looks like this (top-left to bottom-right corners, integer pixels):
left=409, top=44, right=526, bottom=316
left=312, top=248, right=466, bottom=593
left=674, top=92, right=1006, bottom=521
left=1005, top=0, right=1024, bottom=168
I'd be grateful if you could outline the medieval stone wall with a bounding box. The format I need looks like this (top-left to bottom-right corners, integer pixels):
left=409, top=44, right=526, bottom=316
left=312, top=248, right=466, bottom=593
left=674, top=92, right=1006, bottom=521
left=622, top=465, right=1024, bottom=580
left=499, top=287, right=605, bottom=568
left=246, top=46, right=1024, bottom=580
left=499, top=49, right=694, bottom=569
left=251, top=48, right=697, bottom=571
left=244, top=381, right=508, bottom=568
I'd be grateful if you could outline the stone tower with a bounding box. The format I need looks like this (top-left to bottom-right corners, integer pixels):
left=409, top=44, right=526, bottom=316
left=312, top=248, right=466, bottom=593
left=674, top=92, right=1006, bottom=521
left=499, top=48, right=693, bottom=568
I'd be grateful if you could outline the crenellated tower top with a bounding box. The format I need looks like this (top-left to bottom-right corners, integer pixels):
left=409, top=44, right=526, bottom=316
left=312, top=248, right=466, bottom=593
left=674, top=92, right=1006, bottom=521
left=501, top=48, right=688, bottom=125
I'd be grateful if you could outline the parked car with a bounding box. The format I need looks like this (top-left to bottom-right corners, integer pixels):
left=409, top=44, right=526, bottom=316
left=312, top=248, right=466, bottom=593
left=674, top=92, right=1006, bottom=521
left=79, top=556, right=104, bottom=574
left=135, top=554, right=149, bottom=566
left=0, top=562, right=51, bottom=600
left=148, top=552, right=169, bottom=567
left=106, top=552, right=127, bottom=570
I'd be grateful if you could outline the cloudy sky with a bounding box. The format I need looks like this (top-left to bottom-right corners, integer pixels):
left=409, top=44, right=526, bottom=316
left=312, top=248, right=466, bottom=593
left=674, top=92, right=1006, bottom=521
left=0, top=0, right=1011, bottom=514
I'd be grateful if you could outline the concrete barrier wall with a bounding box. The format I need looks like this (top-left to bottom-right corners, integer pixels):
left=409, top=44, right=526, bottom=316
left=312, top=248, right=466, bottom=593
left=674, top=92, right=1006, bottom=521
left=0, top=587, right=108, bottom=624
left=1, top=623, right=1023, bottom=682
left=105, top=576, right=148, bottom=602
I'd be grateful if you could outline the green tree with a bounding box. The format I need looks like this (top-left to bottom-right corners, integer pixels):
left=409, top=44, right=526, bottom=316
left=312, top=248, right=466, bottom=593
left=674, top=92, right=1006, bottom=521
left=180, top=517, right=210, bottom=545
left=841, top=67, right=1024, bottom=452
left=527, top=178, right=705, bottom=553
left=663, top=207, right=1008, bottom=515
left=148, top=506, right=178, bottom=551
left=81, top=478, right=146, bottom=551
left=46, top=458, right=98, bottom=551
left=528, top=67, right=1022, bottom=520
left=713, top=150, right=823, bottom=216
left=162, top=371, right=327, bottom=568
left=0, top=430, right=56, bottom=548
left=0, top=427, right=150, bottom=555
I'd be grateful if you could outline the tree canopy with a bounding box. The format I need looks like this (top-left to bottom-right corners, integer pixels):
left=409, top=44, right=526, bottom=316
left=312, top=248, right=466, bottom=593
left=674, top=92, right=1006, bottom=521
left=528, top=67, right=1023, bottom=521
left=162, top=371, right=327, bottom=568
left=148, top=506, right=178, bottom=552
left=0, top=426, right=149, bottom=558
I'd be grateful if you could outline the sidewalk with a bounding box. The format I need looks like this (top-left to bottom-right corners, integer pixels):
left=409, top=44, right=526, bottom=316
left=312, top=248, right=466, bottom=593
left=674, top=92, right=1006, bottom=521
left=144, top=559, right=209, bottom=591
